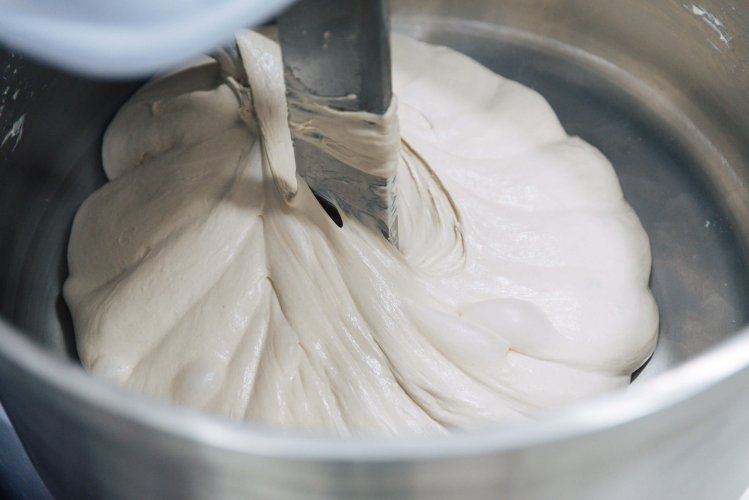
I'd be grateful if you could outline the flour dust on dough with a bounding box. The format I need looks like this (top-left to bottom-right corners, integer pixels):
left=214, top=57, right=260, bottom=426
left=64, top=31, right=659, bottom=435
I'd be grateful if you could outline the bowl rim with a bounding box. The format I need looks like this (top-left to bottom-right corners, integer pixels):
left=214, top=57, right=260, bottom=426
left=1, top=317, right=749, bottom=461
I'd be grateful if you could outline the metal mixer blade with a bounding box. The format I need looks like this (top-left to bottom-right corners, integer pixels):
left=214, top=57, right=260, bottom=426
left=278, top=0, right=399, bottom=245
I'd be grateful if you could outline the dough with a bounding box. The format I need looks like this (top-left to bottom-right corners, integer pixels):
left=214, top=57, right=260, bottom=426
left=63, top=31, right=658, bottom=435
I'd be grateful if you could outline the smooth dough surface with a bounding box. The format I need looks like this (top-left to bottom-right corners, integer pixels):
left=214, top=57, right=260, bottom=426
left=64, top=31, right=658, bottom=435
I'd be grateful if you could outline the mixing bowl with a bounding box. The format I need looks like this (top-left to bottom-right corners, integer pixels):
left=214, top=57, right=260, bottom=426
left=1, top=0, right=749, bottom=498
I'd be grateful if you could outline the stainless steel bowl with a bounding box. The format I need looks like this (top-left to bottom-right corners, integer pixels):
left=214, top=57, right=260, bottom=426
left=1, top=1, right=748, bottom=498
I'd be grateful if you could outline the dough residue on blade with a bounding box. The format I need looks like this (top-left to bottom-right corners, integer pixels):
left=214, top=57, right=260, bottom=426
left=63, top=31, right=659, bottom=435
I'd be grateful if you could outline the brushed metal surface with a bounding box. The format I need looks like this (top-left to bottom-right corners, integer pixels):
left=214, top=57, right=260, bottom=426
left=278, top=0, right=399, bottom=243
left=1, top=1, right=748, bottom=498
left=278, top=0, right=392, bottom=113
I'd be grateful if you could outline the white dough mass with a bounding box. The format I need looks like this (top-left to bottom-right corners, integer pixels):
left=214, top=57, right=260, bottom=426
left=64, top=31, right=658, bottom=435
